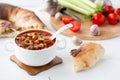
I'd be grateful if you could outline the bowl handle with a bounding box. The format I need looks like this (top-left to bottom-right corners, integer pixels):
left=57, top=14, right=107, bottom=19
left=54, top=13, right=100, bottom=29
left=5, top=40, right=15, bottom=52
left=56, top=36, right=66, bottom=50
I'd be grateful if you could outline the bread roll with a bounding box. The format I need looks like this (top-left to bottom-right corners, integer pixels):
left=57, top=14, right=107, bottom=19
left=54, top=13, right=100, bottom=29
left=71, top=42, right=105, bottom=72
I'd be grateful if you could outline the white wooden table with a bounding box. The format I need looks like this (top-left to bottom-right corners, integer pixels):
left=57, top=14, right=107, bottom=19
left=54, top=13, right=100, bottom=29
left=0, top=0, right=120, bottom=80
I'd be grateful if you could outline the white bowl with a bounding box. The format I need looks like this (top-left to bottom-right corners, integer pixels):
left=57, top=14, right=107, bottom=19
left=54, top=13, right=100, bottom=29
left=14, top=29, right=57, bottom=66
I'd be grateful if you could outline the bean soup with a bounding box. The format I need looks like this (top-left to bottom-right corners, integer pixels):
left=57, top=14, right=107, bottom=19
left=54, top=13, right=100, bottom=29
left=15, top=30, right=56, bottom=50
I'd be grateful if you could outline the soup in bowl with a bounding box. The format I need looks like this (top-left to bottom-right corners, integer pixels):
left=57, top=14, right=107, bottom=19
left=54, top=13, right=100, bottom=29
left=15, top=29, right=56, bottom=50
left=10, top=29, right=64, bottom=66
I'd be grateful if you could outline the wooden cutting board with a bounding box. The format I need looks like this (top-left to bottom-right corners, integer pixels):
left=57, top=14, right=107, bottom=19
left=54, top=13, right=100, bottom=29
left=50, top=11, right=120, bottom=40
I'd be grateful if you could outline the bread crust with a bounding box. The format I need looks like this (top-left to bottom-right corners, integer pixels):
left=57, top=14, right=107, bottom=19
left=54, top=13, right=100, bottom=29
left=0, top=3, right=46, bottom=37
left=71, top=42, right=105, bottom=72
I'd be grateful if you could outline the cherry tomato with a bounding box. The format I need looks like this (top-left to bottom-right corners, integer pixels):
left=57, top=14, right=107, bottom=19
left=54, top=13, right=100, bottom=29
left=102, top=5, right=115, bottom=16
left=62, top=15, right=75, bottom=24
left=92, top=13, right=106, bottom=26
left=70, top=20, right=81, bottom=32
left=108, top=13, right=120, bottom=25
left=115, top=8, right=120, bottom=16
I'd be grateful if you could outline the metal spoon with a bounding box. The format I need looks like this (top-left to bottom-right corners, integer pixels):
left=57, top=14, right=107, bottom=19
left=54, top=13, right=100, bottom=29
left=50, top=23, right=73, bottom=40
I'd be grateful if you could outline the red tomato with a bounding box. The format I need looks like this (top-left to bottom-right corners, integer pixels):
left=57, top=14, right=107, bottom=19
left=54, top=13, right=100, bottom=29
left=102, top=5, right=115, bottom=16
left=115, top=8, right=120, bottom=16
left=108, top=13, right=120, bottom=25
left=92, top=13, right=106, bottom=26
left=62, top=15, right=75, bottom=24
left=70, top=20, right=81, bottom=32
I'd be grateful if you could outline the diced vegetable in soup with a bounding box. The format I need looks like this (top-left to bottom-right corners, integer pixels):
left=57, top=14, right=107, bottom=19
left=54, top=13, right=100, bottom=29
left=15, top=30, right=56, bottom=50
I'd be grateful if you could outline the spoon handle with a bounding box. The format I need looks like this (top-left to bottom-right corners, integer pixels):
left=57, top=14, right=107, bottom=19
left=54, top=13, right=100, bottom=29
left=50, top=23, right=73, bottom=40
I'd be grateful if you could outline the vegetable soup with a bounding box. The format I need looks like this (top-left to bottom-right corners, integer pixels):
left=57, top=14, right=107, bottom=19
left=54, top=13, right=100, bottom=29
left=15, top=30, right=56, bottom=50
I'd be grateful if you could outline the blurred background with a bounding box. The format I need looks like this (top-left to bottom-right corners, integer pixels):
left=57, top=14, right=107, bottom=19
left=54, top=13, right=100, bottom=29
left=0, top=0, right=45, bottom=9
left=0, top=0, right=120, bottom=8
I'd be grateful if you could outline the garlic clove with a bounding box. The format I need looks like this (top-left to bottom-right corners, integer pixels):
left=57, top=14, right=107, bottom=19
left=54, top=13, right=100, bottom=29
left=55, top=12, right=63, bottom=20
left=90, top=24, right=100, bottom=36
left=71, top=36, right=82, bottom=46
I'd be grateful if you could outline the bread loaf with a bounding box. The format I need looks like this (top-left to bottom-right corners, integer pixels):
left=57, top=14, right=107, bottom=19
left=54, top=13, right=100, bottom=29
left=0, top=3, right=46, bottom=37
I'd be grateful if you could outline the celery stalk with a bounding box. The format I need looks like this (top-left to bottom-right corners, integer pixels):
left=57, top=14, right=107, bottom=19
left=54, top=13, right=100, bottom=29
left=65, top=0, right=96, bottom=14
left=78, top=0, right=97, bottom=9
left=58, top=0, right=92, bottom=16
left=95, top=0, right=103, bottom=12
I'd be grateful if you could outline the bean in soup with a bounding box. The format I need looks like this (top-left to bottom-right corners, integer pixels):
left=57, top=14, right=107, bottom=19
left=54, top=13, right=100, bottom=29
left=15, top=30, right=56, bottom=50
